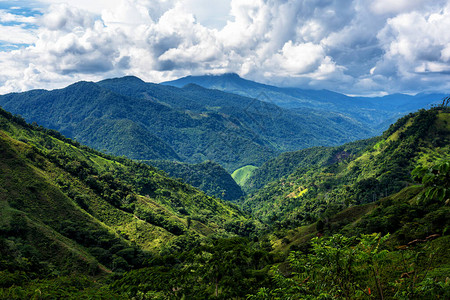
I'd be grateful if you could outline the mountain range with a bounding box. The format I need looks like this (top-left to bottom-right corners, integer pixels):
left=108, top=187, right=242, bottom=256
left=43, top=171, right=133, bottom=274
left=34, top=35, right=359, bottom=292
left=0, top=102, right=448, bottom=298
left=163, top=73, right=446, bottom=132
left=0, top=74, right=388, bottom=175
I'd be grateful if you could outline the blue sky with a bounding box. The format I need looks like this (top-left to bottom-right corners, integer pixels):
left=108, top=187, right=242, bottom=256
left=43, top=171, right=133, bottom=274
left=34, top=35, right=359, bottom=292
left=0, top=0, right=449, bottom=96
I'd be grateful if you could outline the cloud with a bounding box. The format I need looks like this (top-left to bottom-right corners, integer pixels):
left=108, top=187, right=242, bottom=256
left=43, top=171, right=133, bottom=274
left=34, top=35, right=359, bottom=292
left=372, top=3, right=450, bottom=92
left=41, top=4, right=95, bottom=31
left=270, top=41, right=326, bottom=74
left=0, top=0, right=449, bottom=95
left=371, top=0, right=429, bottom=15
left=0, top=24, right=37, bottom=44
left=0, top=9, right=36, bottom=23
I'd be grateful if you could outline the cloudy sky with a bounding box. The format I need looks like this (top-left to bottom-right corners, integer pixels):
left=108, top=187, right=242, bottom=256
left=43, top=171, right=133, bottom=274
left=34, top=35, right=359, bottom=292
left=0, top=0, right=449, bottom=96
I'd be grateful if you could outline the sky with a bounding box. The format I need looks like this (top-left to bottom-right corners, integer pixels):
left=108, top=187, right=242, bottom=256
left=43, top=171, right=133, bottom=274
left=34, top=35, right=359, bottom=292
left=0, top=0, right=449, bottom=96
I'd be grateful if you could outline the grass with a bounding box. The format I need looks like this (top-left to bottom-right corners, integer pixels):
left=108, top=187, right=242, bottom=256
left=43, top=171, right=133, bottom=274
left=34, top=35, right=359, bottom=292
left=0, top=110, right=251, bottom=261
left=232, top=165, right=258, bottom=187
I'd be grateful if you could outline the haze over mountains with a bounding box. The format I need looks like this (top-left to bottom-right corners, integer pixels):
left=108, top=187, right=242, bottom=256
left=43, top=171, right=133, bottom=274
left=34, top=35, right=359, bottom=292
left=164, top=73, right=445, bottom=132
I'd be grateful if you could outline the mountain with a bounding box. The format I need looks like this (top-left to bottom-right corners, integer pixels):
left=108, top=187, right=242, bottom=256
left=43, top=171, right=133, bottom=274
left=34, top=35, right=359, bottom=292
left=97, top=76, right=372, bottom=151
left=0, top=76, right=372, bottom=172
left=145, top=160, right=244, bottom=201
left=163, top=73, right=445, bottom=132
left=0, top=106, right=249, bottom=277
left=240, top=138, right=375, bottom=193
left=1, top=104, right=448, bottom=299
left=242, top=108, right=450, bottom=227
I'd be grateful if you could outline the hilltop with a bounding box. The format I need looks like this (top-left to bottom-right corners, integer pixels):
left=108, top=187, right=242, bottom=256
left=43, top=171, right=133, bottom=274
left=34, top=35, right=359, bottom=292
left=0, top=76, right=372, bottom=172
left=163, top=73, right=444, bottom=132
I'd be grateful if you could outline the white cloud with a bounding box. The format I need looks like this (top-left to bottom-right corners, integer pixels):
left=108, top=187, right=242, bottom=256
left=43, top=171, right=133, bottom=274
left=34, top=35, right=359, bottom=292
left=41, top=4, right=95, bottom=31
left=0, top=9, right=36, bottom=23
left=372, top=3, right=450, bottom=92
left=270, top=41, right=326, bottom=74
left=0, top=24, right=37, bottom=44
left=0, top=0, right=449, bottom=95
left=371, top=0, right=428, bottom=15
left=39, top=0, right=123, bottom=15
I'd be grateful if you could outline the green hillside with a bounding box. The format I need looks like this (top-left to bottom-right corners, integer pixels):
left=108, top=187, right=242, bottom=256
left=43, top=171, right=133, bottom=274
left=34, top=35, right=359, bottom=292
left=0, top=76, right=373, bottom=171
left=232, top=165, right=258, bottom=187
left=145, top=160, right=244, bottom=201
left=243, top=108, right=450, bottom=227
left=0, top=105, right=256, bottom=297
left=112, top=107, right=449, bottom=299
left=242, top=138, right=375, bottom=193
left=0, top=106, right=449, bottom=299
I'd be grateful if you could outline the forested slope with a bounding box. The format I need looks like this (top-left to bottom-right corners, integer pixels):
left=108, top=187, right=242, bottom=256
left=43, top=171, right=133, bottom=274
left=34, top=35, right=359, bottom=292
left=243, top=108, right=450, bottom=227
left=147, top=160, right=244, bottom=201
left=0, top=106, right=448, bottom=299
left=0, top=106, right=249, bottom=285
left=164, top=73, right=444, bottom=132
left=0, top=76, right=372, bottom=172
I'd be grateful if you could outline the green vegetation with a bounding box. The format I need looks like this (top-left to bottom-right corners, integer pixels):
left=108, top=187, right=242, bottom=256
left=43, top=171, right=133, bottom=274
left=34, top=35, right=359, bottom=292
left=0, top=76, right=373, bottom=172
left=146, top=160, right=244, bottom=201
left=242, top=138, right=374, bottom=193
left=0, top=105, right=449, bottom=298
left=164, top=73, right=444, bottom=133
left=249, top=233, right=449, bottom=299
left=231, top=165, right=258, bottom=187
left=0, top=105, right=255, bottom=298
left=242, top=109, right=450, bottom=228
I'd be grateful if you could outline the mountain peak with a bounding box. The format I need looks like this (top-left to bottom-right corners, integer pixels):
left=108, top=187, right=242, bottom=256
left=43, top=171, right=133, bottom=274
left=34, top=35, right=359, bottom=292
left=66, top=80, right=101, bottom=92
left=182, top=83, right=208, bottom=90
left=221, top=72, right=241, bottom=79
left=184, top=72, right=241, bottom=79
left=99, top=75, right=145, bottom=85
left=162, top=72, right=253, bottom=89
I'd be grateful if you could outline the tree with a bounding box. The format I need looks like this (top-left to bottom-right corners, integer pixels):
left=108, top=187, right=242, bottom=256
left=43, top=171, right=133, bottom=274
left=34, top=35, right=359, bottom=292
left=412, top=158, right=450, bottom=205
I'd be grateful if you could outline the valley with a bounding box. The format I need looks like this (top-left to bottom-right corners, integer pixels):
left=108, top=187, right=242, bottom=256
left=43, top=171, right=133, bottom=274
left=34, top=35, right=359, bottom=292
left=1, top=0, right=449, bottom=298
left=0, top=76, right=449, bottom=299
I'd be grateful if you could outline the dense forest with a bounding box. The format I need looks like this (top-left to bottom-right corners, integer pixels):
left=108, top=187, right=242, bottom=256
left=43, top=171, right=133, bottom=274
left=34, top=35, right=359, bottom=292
left=0, top=104, right=449, bottom=299
left=146, top=160, right=244, bottom=201
left=163, top=73, right=444, bottom=132
left=0, top=76, right=373, bottom=172
left=243, top=108, right=449, bottom=228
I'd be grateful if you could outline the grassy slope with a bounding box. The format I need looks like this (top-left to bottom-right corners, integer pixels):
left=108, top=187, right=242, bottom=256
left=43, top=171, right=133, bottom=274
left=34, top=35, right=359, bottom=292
left=231, top=165, right=258, bottom=187
left=242, top=138, right=375, bottom=193
left=146, top=160, right=244, bottom=201
left=0, top=131, right=110, bottom=274
left=244, top=109, right=450, bottom=226
left=0, top=108, right=249, bottom=275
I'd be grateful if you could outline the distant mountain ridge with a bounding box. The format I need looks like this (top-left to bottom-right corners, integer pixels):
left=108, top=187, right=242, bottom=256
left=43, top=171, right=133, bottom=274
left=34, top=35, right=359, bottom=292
left=0, top=76, right=372, bottom=173
left=163, top=73, right=445, bottom=132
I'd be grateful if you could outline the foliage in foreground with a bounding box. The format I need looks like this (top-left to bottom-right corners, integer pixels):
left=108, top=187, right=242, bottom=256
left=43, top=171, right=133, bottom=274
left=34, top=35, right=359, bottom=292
left=0, top=106, right=449, bottom=299
left=249, top=233, right=450, bottom=299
